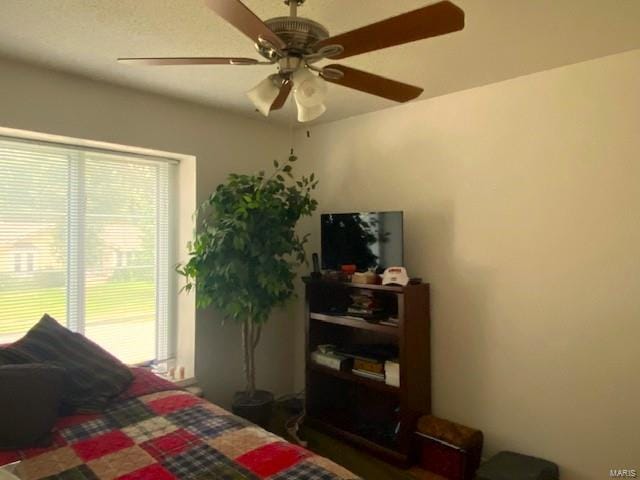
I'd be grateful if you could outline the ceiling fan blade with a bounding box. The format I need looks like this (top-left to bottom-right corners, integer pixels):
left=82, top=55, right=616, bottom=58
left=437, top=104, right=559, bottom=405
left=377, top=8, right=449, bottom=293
left=315, top=1, right=464, bottom=59
left=118, top=57, right=260, bottom=66
left=204, top=0, right=286, bottom=50
left=270, top=80, right=292, bottom=111
left=322, top=64, right=423, bottom=102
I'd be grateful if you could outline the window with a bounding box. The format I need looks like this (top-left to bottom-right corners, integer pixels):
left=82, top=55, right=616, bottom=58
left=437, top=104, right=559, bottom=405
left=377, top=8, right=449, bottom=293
left=0, top=136, right=176, bottom=364
left=13, top=249, right=35, bottom=274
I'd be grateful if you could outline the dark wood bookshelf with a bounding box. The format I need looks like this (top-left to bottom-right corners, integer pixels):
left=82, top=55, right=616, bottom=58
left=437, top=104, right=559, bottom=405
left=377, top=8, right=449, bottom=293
left=303, top=277, right=404, bottom=293
left=308, top=363, right=399, bottom=394
left=305, top=414, right=408, bottom=464
left=303, top=278, right=431, bottom=466
left=309, top=312, right=400, bottom=336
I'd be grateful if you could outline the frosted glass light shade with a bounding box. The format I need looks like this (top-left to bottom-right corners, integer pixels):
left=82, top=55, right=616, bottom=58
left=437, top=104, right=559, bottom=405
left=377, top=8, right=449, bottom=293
left=247, top=77, right=280, bottom=116
left=296, top=102, right=326, bottom=122
left=292, top=68, right=328, bottom=108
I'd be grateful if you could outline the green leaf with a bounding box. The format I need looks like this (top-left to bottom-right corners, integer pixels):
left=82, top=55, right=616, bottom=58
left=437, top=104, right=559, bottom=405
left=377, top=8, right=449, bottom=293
left=176, top=155, right=318, bottom=364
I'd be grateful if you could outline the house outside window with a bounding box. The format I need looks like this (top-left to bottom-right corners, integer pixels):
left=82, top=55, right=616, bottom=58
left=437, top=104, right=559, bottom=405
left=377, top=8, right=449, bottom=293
left=0, top=135, right=177, bottom=365
left=14, top=251, right=34, bottom=273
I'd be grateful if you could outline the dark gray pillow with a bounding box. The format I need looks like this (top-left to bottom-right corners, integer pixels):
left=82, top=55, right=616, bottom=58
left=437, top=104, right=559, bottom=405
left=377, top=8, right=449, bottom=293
left=0, top=363, right=65, bottom=450
left=0, top=314, right=133, bottom=413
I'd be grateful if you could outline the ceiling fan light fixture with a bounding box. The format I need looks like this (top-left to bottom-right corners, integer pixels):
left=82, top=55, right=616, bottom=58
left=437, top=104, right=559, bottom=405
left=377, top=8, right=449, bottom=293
left=296, top=102, right=326, bottom=123
left=122, top=1, right=463, bottom=120
left=292, top=68, right=328, bottom=108
left=247, top=76, right=281, bottom=116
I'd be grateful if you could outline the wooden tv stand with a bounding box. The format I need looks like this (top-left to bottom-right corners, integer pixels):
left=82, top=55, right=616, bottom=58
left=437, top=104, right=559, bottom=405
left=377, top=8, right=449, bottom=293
left=303, top=277, right=431, bottom=465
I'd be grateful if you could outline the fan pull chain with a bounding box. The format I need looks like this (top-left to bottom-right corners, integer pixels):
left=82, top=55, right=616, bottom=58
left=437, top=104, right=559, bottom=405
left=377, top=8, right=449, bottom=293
left=289, top=89, right=296, bottom=155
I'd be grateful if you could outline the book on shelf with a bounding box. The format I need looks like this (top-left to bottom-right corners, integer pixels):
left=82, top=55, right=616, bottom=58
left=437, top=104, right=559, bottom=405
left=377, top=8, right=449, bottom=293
left=354, top=357, right=385, bottom=375
left=311, top=350, right=350, bottom=371
left=385, top=360, right=400, bottom=387
left=347, top=291, right=387, bottom=319
left=379, top=317, right=399, bottom=327
left=336, top=344, right=398, bottom=362
left=352, top=369, right=385, bottom=382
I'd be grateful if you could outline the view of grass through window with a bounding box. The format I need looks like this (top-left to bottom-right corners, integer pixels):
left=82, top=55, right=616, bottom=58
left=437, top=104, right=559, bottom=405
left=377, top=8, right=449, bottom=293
left=0, top=138, right=172, bottom=364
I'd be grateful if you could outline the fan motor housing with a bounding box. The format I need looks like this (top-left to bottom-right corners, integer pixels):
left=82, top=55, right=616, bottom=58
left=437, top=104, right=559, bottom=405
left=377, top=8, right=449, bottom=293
left=258, top=17, right=329, bottom=60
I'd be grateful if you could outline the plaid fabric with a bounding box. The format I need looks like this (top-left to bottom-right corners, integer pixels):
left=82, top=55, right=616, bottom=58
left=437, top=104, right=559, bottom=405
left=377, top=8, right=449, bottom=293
left=58, top=419, right=115, bottom=443
left=162, top=444, right=230, bottom=477
left=166, top=406, right=219, bottom=429
left=271, top=461, right=342, bottom=480
left=185, top=415, right=244, bottom=439
left=105, top=399, right=155, bottom=428
left=41, top=464, right=99, bottom=480
left=0, top=315, right=133, bottom=412
left=2, top=369, right=360, bottom=480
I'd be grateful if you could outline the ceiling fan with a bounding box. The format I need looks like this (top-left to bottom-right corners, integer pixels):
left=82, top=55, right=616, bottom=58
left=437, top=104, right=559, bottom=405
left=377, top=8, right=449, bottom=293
left=119, top=0, right=465, bottom=122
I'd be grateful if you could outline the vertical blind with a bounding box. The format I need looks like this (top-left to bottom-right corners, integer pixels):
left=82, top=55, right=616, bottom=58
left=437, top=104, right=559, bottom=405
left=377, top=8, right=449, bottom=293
left=0, top=136, right=176, bottom=364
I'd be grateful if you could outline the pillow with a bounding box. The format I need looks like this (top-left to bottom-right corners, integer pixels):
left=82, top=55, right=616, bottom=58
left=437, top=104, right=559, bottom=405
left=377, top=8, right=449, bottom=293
left=0, top=344, right=35, bottom=366
left=0, top=314, right=133, bottom=413
left=0, top=363, right=65, bottom=450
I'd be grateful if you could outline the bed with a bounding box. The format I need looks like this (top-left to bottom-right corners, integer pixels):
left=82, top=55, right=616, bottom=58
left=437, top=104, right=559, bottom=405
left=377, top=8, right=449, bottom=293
left=0, top=368, right=358, bottom=480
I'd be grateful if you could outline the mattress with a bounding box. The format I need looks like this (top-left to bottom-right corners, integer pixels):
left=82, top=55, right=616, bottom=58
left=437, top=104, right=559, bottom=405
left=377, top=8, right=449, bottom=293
left=0, top=368, right=358, bottom=480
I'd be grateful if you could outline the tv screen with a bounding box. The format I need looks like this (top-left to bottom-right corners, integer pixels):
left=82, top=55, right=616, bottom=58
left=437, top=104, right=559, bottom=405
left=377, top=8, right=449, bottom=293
left=321, top=211, right=403, bottom=271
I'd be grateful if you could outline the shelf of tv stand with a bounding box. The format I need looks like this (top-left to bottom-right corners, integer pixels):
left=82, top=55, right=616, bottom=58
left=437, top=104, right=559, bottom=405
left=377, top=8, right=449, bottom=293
left=302, top=277, right=405, bottom=293
left=305, top=414, right=409, bottom=465
left=308, top=363, right=399, bottom=394
left=304, top=279, right=429, bottom=466
left=309, top=312, right=400, bottom=336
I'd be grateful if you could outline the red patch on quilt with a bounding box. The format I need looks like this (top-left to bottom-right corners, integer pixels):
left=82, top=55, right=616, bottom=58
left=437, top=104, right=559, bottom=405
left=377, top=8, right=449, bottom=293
left=116, top=463, right=176, bottom=480
left=0, top=451, right=19, bottom=467
left=116, top=368, right=178, bottom=401
left=236, top=441, right=311, bottom=478
left=72, top=430, right=134, bottom=461
left=146, top=394, right=202, bottom=415
left=140, top=429, right=200, bottom=460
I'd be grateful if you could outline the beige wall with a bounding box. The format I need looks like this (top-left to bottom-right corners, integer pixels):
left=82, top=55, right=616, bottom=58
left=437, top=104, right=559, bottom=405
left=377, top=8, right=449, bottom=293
left=293, top=49, right=640, bottom=479
left=3, top=46, right=639, bottom=478
left=0, top=56, right=297, bottom=406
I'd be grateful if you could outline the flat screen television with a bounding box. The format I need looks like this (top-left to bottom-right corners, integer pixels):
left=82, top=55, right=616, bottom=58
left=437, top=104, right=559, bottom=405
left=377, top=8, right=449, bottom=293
left=321, top=211, right=404, bottom=271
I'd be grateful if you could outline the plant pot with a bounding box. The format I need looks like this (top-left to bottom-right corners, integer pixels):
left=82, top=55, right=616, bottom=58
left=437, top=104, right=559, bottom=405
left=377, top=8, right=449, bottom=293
left=232, top=390, right=274, bottom=429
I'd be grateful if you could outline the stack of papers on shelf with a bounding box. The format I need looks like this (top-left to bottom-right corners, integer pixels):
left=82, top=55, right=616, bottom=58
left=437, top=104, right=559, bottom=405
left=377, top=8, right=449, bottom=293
left=379, top=317, right=399, bottom=327
left=311, top=350, right=349, bottom=371
left=352, top=369, right=385, bottom=382
left=347, top=291, right=385, bottom=318
left=385, top=360, right=400, bottom=387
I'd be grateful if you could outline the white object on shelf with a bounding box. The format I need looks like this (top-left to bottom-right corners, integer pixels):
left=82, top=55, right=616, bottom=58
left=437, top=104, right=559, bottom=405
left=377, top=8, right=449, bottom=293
left=385, top=374, right=400, bottom=387
left=311, top=351, right=347, bottom=370
left=385, top=360, right=400, bottom=387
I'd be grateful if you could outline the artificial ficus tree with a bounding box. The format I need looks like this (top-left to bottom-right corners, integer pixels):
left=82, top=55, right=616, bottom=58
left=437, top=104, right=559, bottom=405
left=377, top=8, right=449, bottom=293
left=178, top=155, right=318, bottom=398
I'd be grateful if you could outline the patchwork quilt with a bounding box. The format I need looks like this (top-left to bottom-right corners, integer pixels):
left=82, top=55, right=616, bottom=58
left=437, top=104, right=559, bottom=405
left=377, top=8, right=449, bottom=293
left=0, top=369, right=358, bottom=480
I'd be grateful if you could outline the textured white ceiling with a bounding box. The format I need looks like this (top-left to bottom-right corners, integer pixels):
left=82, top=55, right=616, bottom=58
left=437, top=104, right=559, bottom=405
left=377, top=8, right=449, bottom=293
left=0, top=0, right=639, bottom=124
